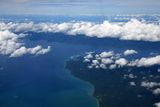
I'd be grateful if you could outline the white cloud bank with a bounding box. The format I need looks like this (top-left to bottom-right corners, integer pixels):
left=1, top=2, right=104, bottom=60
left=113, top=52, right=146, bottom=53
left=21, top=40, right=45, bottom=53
left=0, top=19, right=160, bottom=42
left=0, top=30, right=51, bottom=57
left=0, top=19, right=159, bottom=57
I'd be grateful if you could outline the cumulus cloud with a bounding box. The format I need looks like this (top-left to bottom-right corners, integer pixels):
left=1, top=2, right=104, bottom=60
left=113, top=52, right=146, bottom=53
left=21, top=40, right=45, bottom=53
left=115, top=58, right=128, bottom=67
left=0, top=30, right=21, bottom=55
left=99, top=51, right=114, bottom=58
left=0, top=19, right=160, bottom=42
left=109, top=64, right=116, bottom=69
left=0, top=30, right=51, bottom=57
left=124, top=49, right=137, bottom=56
left=129, top=55, right=160, bottom=67
left=141, top=81, right=160, bottom=96
left=123, top=73, right=137, bottom=79
left=101, top=58, right=113, bottom=64
left=84, top=53, right=93, bottom=59
left=91, top=59, right=100, bottom=68
left=155, top=102, right=160, bottom=107
left=83, top=49, right=160, bottom=69
left=153, top=88, right=160, bottom=95
left=141, top=81, right=160, bottom=88
left=10, top=46, right=51, bottom=57
left=129, top=81, right=136, bottom=86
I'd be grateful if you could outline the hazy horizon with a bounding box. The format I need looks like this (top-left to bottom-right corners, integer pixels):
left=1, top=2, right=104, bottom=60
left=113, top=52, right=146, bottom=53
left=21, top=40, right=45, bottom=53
left=0, top=0, right=160, bottom=15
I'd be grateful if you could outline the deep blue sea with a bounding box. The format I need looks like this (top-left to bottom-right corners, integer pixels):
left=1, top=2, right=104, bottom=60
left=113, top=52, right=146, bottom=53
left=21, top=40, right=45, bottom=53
left=0, top=15, right=160, bottom=107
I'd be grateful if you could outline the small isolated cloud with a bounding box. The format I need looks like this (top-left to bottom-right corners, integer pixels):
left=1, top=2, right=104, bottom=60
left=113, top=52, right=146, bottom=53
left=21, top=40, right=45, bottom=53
left=109, top=64, right=116, bottom=69
left=0, top=30, right=51, bottom=57
left=123, top=73, right=137, bottom=79
left=124, top=49, right=137, bottom=56
left=115, top=58, right=128, bottom=67
left=129, top=81, right=136, bottom=86
left=153, top=88, right=160, bottom=95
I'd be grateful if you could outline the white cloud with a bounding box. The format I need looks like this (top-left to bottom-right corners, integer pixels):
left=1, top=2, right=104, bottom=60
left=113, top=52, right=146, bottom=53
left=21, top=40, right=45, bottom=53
left=83, top=50, right=160, bottom=69
left=1, top=19, right=160, bottom=42
left=99, top=51, right=114, bottom=58
left=84, top=53, right=93, bottom=59
left=115, top=58, right=128, bottom=67
left=128, top=73, right=136, bottom=79
left=84, top=58, right=90, bottom=62
left=141, top=81, right=160, bottom=89
left=99, top=64, right=107, bottom=69
left=29, top=45, right=51, bottom=55
left=124, top=49, right=137, bottom=56
left=83, top=53, right=94, bottom=62
left=10, top=46, right=28, bottom=57
left=154, top=102, right=160, bottom=107
left=109, top=64, right=117, bottom=69
left=153, top=88, right=160, bottom=95
left=0, top=30, right=51, bottom=57
left=129, top=55, right=160, bottom=67
left=10, top=46, right=51, bottom=57
left=92, top=59, right=99, bottom=65
left=0, top=30, right=21, bottom=55
left=123, top=73, right=136, bottom=79
left=129, top=81, right=136, bottom=86
left=88, top=66, right=93, bottom=69
left=101, top=58, right=113, bottom=64
left=141, top=81, right=160, bottom=96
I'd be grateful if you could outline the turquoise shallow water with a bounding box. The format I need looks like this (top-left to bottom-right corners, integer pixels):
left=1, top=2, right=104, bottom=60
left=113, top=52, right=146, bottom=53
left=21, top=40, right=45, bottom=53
left=0, top=41, right=99, bottom=107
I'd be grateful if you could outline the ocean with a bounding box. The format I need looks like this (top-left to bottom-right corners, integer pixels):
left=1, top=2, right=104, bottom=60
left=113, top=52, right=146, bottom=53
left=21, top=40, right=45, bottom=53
left=0, top=15, right=160, bottom=107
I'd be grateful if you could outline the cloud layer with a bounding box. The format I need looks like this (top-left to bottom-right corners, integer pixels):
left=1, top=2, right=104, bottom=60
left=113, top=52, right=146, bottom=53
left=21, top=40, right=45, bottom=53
left=0, top=19, right=159, bottom=57
left=0, top=19, right=160, bottom=42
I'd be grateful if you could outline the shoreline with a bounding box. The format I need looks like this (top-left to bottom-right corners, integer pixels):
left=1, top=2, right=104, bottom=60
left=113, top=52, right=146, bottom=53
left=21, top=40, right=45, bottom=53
left=64, top=59, right=100, bottom=107
left=65, top=56, right=160, bottom=107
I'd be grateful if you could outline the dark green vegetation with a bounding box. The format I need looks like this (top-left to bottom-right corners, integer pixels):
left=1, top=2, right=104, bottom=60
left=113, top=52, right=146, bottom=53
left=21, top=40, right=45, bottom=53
left=66, top=57, right=160, bottom=107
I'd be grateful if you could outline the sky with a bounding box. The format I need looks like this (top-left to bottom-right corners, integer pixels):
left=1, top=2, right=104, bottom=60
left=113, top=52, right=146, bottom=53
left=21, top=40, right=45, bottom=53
left=0, top=0, right=160, bottom=15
